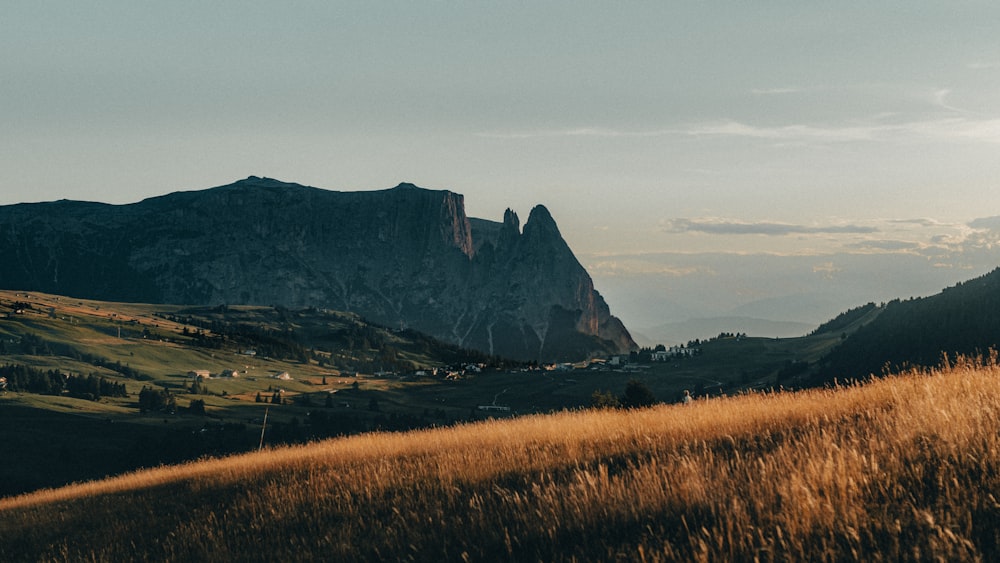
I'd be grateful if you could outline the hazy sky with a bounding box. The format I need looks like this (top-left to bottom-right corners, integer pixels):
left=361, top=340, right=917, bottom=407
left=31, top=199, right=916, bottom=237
left=4, top=3, right=1000, bottom=335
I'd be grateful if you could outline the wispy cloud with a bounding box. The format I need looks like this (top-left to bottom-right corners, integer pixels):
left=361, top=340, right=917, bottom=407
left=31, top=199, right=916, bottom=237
left=685, top=117, right=1000, bottom=144
left=887, top=218, right=948, bottom=228
left=661, top=218, right=878, bottom=236
left=684, top=120, right=884, bottom=142
left=812, top=261, right=841, bottom=279
left=479, top=115, right=1000, bottom=144
left=846, top=239, right=923, bottom=252
left=928, top=88, right=968, bottom=114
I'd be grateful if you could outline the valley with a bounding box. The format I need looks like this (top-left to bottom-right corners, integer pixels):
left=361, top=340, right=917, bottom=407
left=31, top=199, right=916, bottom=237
left=0, top=288, right=861, bottom=496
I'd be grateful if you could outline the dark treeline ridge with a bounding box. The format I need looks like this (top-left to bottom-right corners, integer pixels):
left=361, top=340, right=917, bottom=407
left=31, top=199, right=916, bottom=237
left=819, top=267, right=1000, bottom=379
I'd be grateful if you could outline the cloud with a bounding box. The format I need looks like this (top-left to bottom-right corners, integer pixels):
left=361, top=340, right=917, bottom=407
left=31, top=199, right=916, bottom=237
left=812, top=261, right=841, bottom=279
left=683, top=120, right=879, bottom=143
left=928, top=88, right=968, bottom=114
left=887, top=218, right=947, bottom=228
left=479, top=115, right=1000, bottom=144
left=968, top=216, right=1000, bottom=231
left=661, top=218, right=878, bottom=236
left=685, top=117, right=1000, bottom=144
left=846, top=239, right=923, bottom=252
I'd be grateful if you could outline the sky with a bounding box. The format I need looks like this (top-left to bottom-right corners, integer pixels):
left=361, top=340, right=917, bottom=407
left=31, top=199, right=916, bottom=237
left=4, top=2, right=1000, bottom=340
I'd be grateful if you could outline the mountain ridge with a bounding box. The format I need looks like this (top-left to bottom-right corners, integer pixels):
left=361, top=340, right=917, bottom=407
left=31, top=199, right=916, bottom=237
left=0, top=177, right=635, bottom=361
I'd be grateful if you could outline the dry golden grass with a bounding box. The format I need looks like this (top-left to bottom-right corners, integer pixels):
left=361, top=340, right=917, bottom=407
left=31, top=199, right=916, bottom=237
left=2, top=355, right=1000, bottom=561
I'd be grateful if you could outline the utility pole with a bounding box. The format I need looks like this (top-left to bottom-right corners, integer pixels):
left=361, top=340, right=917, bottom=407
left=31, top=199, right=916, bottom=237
left=258, top=407, right=269, bottom=451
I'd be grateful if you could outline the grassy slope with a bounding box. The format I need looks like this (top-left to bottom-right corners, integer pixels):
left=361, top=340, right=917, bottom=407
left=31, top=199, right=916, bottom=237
left=2, top=357, right=998, bottom=561
left=0, top=291, right=465, bottom=494
left=0, top=290, right=875, bottom=496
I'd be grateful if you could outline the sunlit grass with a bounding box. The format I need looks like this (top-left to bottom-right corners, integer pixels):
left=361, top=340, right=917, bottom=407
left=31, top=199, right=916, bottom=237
left=3, top=355, right=1000, bottom=561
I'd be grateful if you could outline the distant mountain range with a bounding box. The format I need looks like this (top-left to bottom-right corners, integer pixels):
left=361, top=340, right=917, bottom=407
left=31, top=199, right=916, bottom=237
left=0, top=177, right=635, bottom=362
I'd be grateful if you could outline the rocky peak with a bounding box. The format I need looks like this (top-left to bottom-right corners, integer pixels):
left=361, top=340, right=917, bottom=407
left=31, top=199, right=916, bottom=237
left=502, top=208, right=520, bottom=232
left=522, top=205, right=561, bottom=243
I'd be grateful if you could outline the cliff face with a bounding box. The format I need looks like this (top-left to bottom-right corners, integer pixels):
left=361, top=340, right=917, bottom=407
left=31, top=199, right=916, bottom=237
left=0, top=177, right=635, bottom=361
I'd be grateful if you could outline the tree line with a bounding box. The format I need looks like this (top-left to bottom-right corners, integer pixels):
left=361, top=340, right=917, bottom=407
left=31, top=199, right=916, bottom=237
left=818, top=267, right=1000, bottom=380
left=0, top=364, right=127, bottom=400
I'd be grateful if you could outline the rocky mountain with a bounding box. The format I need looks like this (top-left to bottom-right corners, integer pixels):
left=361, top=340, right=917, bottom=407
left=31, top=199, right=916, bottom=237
left=0, top=177, right=635, bottom=361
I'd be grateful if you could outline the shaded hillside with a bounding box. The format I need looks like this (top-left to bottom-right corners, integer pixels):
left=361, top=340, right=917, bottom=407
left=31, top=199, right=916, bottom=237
left=819, top=267, right=1000, bottom=378
left=0, top=177, right=634, bottom=361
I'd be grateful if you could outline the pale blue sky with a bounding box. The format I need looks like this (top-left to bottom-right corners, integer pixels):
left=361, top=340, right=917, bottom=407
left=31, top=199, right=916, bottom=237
left=4, top=2, right=1000, bottom=334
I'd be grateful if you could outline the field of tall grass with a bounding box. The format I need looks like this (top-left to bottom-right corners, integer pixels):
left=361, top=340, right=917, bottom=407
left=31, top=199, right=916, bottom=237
left=2, top=354, right=999, bottom=561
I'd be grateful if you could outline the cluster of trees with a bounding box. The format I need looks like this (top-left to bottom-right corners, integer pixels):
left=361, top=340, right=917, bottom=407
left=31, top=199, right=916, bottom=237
left=64, top=374, right=128, bottom=401
left=137, top=386, right=176, bottom=414
left=629, top=347, right=660, bottom=363
left=1, top=332, right=55, bottom=356
left=590, top=379, right=658, bottom=409
left=255, top=391, right=285, bottom=405
left=0, top=364, right=64, bottom=394
left=712, top=332, right=746, bottom=340
left=0, top=364, right=127, bottom=401
left=189, top=378, right=209, bottom=395
left=7, top=300, right=33, bottom=313
left=629, top=344, right=702, bottom=364
left=188, top=399, right=206, bottom=415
